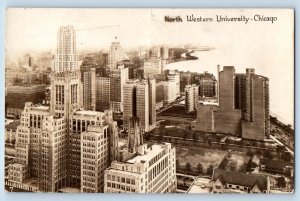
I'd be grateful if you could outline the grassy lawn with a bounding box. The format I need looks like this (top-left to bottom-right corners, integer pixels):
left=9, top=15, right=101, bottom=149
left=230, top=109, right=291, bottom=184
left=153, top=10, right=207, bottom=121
left=176, top=147, right=227, bottom=173
left=219, top=153, right=251, bottom=172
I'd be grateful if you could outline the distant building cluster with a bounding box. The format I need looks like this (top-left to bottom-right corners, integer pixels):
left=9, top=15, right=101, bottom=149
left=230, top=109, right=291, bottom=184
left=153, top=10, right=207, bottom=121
left=4, top=22, right=284, bottom=195
left=192, top=66, right=270, bottom=140
left=5, top=25, right=176, bottom=193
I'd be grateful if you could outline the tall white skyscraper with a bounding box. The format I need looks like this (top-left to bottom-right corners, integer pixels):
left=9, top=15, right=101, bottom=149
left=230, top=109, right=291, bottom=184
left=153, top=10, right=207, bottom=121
left=50, top=25, right=82, bottom=117
left=185, top=84, right=199, bottom=113
left=108, top=38, right=125, bottom=70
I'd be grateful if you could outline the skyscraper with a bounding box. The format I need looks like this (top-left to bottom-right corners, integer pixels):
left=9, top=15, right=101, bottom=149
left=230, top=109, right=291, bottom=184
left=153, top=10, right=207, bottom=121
left=167, top=71, right=180, bottom=98
left=81, top=65, right=96, bottom=111
left=108, top=39, right=125, bottom=70
left=192, top=66, right=270, bottom=140
left=80, top=125, right=109, bottom=193
left=96, top=76, right=110, bottom=112
left=241, top=69, right=270, bottom=140
left=110, top=67, right=129, bottom=112
left=185, top=84, right=199, bottom=113
left=123, top=79, right=156, bottom=134
left=7, top=26, right=117, bottom=192
left=50, top=25, right=82, bottom=117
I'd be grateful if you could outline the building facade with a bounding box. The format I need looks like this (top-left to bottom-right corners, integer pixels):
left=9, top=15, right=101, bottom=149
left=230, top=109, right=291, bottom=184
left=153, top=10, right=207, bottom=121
left=80, top=125, right=109, bottom=193
left=96, top=76, right=110, bottom=112
left=108, top=40, right=125, bottom=70
left=167, top=71, right=180, bottom=97
left=123, top=79, right=156, bottom=133
left=185, top=84, right=199, bottom=113
left=110, top=67, right=129, bottom=112
left=6, top=84, right=47, bottom=117
left=199, top=72, right=217, bottom=98
left=192, top=66, right=270, bottom=140
left=104, top=143, right=177, bottom=193
left=143, top=57, right=162, bottom=78
left=7, top=26, right=118, bottom=193
left=80, top=66, right=96, bottom=111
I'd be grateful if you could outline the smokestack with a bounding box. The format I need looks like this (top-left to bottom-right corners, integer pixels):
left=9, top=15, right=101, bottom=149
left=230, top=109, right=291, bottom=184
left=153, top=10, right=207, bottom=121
left=217, top=64, right=220, bottom=105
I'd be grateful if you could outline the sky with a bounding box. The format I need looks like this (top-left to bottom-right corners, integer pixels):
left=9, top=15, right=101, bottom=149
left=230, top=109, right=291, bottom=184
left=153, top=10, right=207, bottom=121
left=5, top=8, right=294, bottom=124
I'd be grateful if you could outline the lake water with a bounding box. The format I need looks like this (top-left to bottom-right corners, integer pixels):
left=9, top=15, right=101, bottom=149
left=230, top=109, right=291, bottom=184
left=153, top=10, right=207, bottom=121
left=166, top=51, right=294, bottom=126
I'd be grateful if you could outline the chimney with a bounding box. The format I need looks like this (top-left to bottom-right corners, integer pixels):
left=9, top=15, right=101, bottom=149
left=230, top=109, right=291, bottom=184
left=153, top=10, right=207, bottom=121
left=217, top=64, right=220, bottom=105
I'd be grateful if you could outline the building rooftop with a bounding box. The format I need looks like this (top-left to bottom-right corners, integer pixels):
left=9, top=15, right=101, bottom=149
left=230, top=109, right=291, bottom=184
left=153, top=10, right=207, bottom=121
left=10, top=163, right=26, bottom=168
left=5, top=120, right=20, bottom=130
left=34, top=105, right=49, bottom=111
left=74, top=110, right=102, bottom=116
left=187, top=177, right=211, bottom=193
left=106, top=167, right=142, bottom=176
left=126, top=144, right=164, bottom=164
left=260, top=159, right=293, bottom=170
left=212, top=169, right=267, bottom=191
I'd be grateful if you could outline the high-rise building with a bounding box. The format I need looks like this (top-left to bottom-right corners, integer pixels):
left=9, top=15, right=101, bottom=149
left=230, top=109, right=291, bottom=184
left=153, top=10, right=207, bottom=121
left=143, top=57, right=162, bottom=78
left=80, top=125, right=109, bottom=193
left=160, top=47, right=169, bottom=59
left=163, top=81, right=177, bottom=103
left=123, top=79, right=156, bottom=134
left=5, top=84, right=47, bottom=117
left=81, top=66, right=96, bottom=111
left=155, top=81, right=165, bottom=110
left=50, top=25, right=82, bottom=118
left=148, top=79, right=156, bottom=127
left=185, top=84, right=199, bottom=113
left=96, top=76, right=110, bottom=112
left=241, top=69, right=270, bottom=140
left=110, top=67, right=129, bottom=112
left=7, top=26, right=118, bottom=192
left=104, top=142, right=177, bottom=193
left=108, top=39, right=125, bottom=70
left=199, top=72, right=217, bottom=98
left=167, top=71, right=180, bottom=97
left=68, top=110, right=115, bottom=188
left=18, top=54, right=33, bottom=69
left=118, top=60, right=135, bottom=79
left=192, top=66, right=270, bottom=140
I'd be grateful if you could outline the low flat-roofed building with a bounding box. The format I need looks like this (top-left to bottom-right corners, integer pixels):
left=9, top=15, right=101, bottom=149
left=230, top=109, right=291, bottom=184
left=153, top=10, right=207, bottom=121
left=5, top=120, right=20, bottom=143
left=260, top=159, right=294, bottom=176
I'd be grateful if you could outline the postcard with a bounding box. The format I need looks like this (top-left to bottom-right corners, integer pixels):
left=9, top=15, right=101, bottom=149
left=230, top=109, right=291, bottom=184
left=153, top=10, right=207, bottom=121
left=4, top=8, right=294, bottom=193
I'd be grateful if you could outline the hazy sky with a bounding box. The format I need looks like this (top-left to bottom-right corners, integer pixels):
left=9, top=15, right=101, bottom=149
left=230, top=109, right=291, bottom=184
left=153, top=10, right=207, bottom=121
left=6, top=8, right=294, bottom=124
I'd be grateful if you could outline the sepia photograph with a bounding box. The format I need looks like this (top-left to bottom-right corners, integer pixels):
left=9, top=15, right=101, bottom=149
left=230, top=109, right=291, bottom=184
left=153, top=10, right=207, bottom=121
left=4, top=8, right=294, bottom=193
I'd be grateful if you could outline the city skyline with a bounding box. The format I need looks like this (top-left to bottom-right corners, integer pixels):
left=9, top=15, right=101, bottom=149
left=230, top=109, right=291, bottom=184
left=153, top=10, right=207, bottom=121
left=5, top=8, right=294, bottom=194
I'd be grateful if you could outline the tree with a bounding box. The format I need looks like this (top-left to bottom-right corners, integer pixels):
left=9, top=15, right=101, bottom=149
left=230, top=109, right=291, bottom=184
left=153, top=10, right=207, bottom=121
left=246, top=149, right=254, bottom=157
left=247, top=158, right=257, bottom=172
left=197, top=163, right=203, bottom=174
left=207, top=165, right=214, bottom=176
left=276, top=145, right=285, bottom=159
left=186, top=162, right=192, bottom=172
left=276, top=176, right=286, bottom=189
left=227, top=152, right=232, bottom=159
left=282, top=152, right=293, bottom=162
left=263, top=150, right=273, bottom=160
left=192, top=132, right=197, bottom=141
